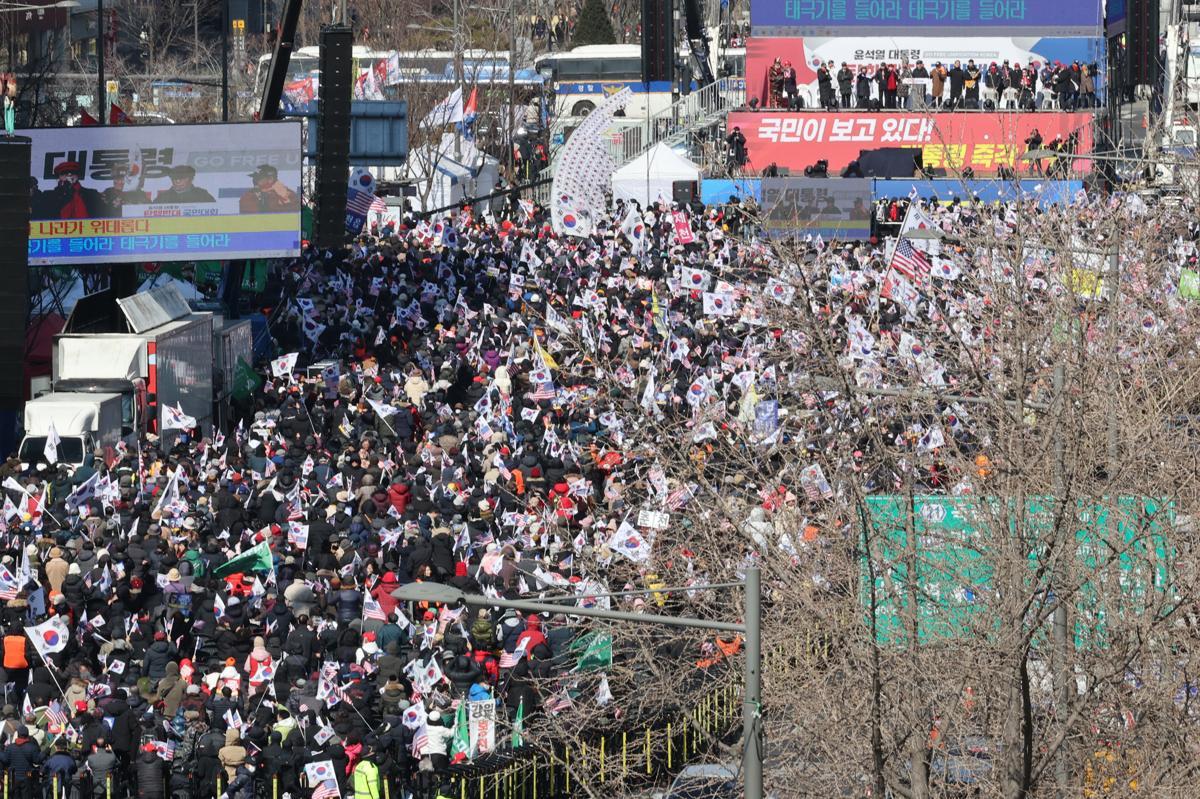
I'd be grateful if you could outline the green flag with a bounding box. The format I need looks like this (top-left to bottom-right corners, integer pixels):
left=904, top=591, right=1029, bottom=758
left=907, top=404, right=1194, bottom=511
left=450, top=698, right=471, bottom=761
left=230, top=357, right=264, bottom=402
left=1181, top=268, right=1200, bottom=300
left=511, top=699, right=524, bottom=749
left=572, top=632, right=613, bottom=672
left=213, top=540, right=273, bottom=578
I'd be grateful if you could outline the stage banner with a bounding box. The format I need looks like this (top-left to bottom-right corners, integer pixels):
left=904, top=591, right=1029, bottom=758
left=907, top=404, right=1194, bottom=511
left=752, top=0, right=1103, bottom=37
left=23, top=121, right=303, bottom=265
left=726, top=111, right=1094, bottom=176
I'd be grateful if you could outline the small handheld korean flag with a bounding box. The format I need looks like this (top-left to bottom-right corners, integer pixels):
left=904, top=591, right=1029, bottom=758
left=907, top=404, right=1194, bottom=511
left=161, top=403, right=197, bottom=431
left=25, top=616, right=69, bottom=658
left=44, top=422, right=60, bottom=465
left=270, top=352, right=299, bottom=379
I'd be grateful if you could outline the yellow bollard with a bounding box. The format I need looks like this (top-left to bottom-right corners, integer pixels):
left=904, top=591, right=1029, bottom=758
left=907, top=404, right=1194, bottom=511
left=566, top=747, right=571, bottom=792
left=533, top=756, right=538, bottom=799
left=53, top=776, right=59, bottom=799
left=667, top=723, right=673, bottom=768
left=600, top=736, right=606, bottom=782
left=461, top=778, right=466, bottom=799
left=384, top=773, right=390, bottom=799
left=106, top=774, right=112, bottom=799
left=645, top=728, right=652, bottom=775
left=479, top=773, right=484, bottom=799
left=274, top=776, right=279, bottom=799
left=622, top=731, right=628, bottom=778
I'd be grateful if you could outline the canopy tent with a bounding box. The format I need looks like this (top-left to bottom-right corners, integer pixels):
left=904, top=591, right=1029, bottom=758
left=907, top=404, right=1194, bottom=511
left=406, top=133, right=501, bottom=214
left=611, top=143, right=701, bottom=207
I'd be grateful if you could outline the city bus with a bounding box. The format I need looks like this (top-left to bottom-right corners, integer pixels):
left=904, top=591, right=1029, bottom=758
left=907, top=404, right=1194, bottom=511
left=253, top=47, right=514, bottom=99
left=535, top=41, right=745, bottom=121
left=534, top=45, right=668, bottom=119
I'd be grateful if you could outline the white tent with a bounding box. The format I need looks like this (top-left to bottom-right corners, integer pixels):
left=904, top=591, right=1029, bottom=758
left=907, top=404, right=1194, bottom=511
left=611, top=143, right=701, bottom=207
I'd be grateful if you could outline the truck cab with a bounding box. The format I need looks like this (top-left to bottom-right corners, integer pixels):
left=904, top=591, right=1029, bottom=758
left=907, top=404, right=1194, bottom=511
left=18, top=391, right=129, bottom=472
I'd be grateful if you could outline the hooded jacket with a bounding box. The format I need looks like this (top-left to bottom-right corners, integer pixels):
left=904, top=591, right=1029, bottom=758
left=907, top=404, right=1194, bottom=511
left=218, top=727, right=247, bottom=779
left=141, top=639, right=176, bottom=680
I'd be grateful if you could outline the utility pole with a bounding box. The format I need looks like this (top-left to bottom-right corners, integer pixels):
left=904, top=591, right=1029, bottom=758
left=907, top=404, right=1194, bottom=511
left=1051, top=359, right=1069, bottom=799
left=507, top=0, right=516, bottom=171
left=96, top=0, right=104, bottom=124
left=221, top=0, right=229, bottom=120
left=743, top=566, right=763, bottom=799
left=392, top=569, right=764, bottom=799
left=452, top=0, right=463, bottom=161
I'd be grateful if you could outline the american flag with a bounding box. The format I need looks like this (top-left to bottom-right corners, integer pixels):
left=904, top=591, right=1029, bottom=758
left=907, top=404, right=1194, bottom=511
left=890, top=239, right=931, bottom=281
left=411, top=724, right=430, bottom=756
left=544, top=691, right=574, bottom=714
left=151, top=740, right=176, bottom=761
left=363, top=594, right=387, bottom=621
left=529, top=385, right=556, bottom=401
left=312, top=779, right=341, bottom=799
left=498, top=640, right=528, bottom=669
left=348, top=190, right=387, bottom=217
left=45, top=701, right=68, bottom=731
left=666, top=483, right=695, bottom=511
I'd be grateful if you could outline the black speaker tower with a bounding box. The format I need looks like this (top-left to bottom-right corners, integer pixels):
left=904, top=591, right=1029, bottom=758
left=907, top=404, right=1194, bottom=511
left=1127, top=0, right=1160, bottom=86
left=314, top=25, right=353, bottom=250
left=0, top=137, right=29, bottom=411
left=640, top=0, right=674, bottom=87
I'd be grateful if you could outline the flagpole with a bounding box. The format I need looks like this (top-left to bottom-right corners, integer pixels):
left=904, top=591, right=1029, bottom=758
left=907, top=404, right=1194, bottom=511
left=31, top=645, right=69, bottom=702
left=12, top=482, right=64, bottom=529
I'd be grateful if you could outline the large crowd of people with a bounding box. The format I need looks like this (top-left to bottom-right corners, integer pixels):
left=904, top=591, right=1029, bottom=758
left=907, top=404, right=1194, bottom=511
left=3, top=177, right=1196, bottom=799
left=759, top=58, right=1101, bottom=112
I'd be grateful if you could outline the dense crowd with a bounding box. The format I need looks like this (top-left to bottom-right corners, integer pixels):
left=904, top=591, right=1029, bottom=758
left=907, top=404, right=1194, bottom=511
left=4, top=181, right=1197, bottom=799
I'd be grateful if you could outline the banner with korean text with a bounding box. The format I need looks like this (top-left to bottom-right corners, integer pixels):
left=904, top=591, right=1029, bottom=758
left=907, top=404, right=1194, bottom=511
left=726, top=111, right=1094, bottom=176
left=752, top=0, right=1103, bottom=37
left=22, top=121, right=303, bottom=266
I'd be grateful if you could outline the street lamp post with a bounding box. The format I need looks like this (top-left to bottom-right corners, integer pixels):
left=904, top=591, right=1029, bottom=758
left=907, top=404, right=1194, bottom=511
left=96, top=0, right=103, bottom=123
left=393, top=567, right=764, bottom=799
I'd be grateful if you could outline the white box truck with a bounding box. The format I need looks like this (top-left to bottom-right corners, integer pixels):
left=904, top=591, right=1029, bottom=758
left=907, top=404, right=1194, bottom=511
left=18, top=392, right=128, bottom=471
left=41, top=284, right=214, bottom=453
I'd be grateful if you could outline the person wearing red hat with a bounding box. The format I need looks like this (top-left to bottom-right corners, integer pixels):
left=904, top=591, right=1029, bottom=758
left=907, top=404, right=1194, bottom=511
left=34, top=161, right=106, bottom=220
left=371, top=570, right=403, bottom=617
left=135, top=741, right=167, bottom=799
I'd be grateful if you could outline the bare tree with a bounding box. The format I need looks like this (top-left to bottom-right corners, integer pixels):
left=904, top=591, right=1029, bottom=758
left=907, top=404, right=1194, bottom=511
left=485, top=124, right=1200, bottom=799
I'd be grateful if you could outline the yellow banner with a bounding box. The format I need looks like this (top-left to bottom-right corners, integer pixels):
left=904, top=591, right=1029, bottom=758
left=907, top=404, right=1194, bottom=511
left=30, top=213, right=298, bottom=240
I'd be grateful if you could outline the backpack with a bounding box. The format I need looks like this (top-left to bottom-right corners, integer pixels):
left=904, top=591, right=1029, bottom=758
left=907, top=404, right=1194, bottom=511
left=196, top=730, right=223, bottom=760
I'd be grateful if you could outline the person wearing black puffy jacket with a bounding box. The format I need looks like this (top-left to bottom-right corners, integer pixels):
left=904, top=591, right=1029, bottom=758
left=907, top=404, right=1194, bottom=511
left=135, top=742, right=167, bottom=799
left=140, top=632, right=176, bottom=679
left=334, top=582, right=363, bottom=624
left=445, top=655, right=482, bottom=697
left=0, top=726, right=43, bottom=799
